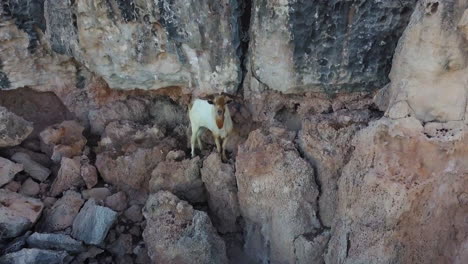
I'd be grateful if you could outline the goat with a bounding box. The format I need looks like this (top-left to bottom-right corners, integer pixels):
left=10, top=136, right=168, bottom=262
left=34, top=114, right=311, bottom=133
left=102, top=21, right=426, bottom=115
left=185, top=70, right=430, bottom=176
left=189, top=93, right=235, bottom=161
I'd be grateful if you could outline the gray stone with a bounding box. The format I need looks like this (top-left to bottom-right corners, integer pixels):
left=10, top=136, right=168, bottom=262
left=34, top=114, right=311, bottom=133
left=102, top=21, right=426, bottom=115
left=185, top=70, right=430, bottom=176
left=124, top=205, right=143, bottom=223
left=50, top=157, right=85, bottom=197
left=0, top=157, right=22, bottom=187
left=72, top=199, right=118, bottom=245
left=108, top=233, right=133, bottom=257
left=104, top=191, right=127, bottom=212
left=20, top=178, right=40, bottom=197
left=0, top=248, right=68, bottom=264
left=82, top=187, right=111, bottom=201
left=80, top=163, right=98, bottom=189
left=40, top=191, right=84, bottom=232
left=27, top=232, right=85, bottom=253
left=294, top=230, right=331, bottom=264
left=11, top=152, right=51, bottom=182
left=0, top=231, right=31, bottom=255
left=0, top=106, right=33, bottom=148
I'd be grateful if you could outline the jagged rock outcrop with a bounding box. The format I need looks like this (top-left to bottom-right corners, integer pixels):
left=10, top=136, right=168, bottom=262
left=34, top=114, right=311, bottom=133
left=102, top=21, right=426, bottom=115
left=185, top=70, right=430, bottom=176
left=236, top=127, right=321, bottom=263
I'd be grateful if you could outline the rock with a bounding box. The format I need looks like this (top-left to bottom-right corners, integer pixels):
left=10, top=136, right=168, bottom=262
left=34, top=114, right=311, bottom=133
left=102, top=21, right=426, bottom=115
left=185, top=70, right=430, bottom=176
left=108, top=233, right=133, bottom=257
left=200, top=153, right=240, bottom=233
left=0, top=147, right=52, bottom=168
left=42, top=197, right=57, bottom=208
left=235, top=128, right=321, bottom=263
left=0, top=106, right=33, bottom=148
left=3, top=181, right=21, bottom=193
left=72, top=199, right=118, bottom=245
left=149, top=157, right=205, bottom=203
left=142, top=191, right=228, bottom=264
left=80, top=162, right=98, bottom=189
left=10, top=152, right=51, bottom=182
left=294, top=230, right=331, bottom=264
left=104, top=191, right=128, bottom=212
left=39, top=120, right=87, bottom=163
left=387, top=0, right=468, bottom=122
left=73, top=246, right=104, bottom=263
left=0, top=231, right=32, bottom=255
left=297, top=112, right=369, bottom=226
left=27, top=232, right=85, bottom=253
left=39, top=190, right=84, bottom=232
left=82, top=187, right=112, bottom=201
left=50, top=157, right=85, bottom=197
left=0, top=248, right=68, bottom=264
left=0, top=189, right=43, bottom=239
left=166, top=150, right=186, bottom=161
left=20, top=178, right=40, bottom=197
left=133, top=243, right=151, bottom=264
left=0, top=157, right=23, bottom=187
left=124, top=205, right=143, bottom=223
left=326, top=117, right=468, bottom=264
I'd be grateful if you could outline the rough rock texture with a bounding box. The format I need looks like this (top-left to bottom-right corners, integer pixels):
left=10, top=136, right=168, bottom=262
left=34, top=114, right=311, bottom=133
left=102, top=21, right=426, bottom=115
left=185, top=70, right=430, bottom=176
left=72, top=199, right=118, bottom=245
left=104, top=191, right=128, bottom=212
left=149, top=157, right=205, bottom=203
left=49, top=157, right=85, bottom=197
left=0, top=189, right=44, bottom=239
left=39, top=120, right=87, bottom=163
left=201, top=153, right=240, bottom=234
left=11, top=152, right=51, bottom=182
left=297, top=110, right=372, bottom=226
left=142, top=191, right=228, bottom=264
left=20, top=178, right=40, bottom=197
left=0, top=106, right=33, bottom=148
left=0, top=157, right=22, bottom=187
left=0, top=248, right=68, bottom=264
left=247, top=0, right=417, bottom=93
left=39, top=190, right=84, bottom=232
left=27, top=232, right=86, bottom=253
left=386, top=0, right=468, bottom=122
left=326, top=117, right=468, bottom=264
left=294, top=230, right=331, bottom=264
left=80, top=162, right=98, bottom=189
left=235, top=127, right=321, bottom=263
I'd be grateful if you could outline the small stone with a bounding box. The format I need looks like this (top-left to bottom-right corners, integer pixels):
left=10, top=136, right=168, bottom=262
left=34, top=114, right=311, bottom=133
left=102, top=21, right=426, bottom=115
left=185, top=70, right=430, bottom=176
left=128, top=226, right=141, bottom=237
left=105, top=191, right=128, bottom=212
left=50, top=157, right=85, bottom=197
left=0, top=157, right=23, bottom=187
left=166, top=150, right=186, bottom=161
left=72, top=199, right=118, bottom=245
left=4, top=180, right=21, bottom=192
left=11, top=152, right=51, bottom=182
left=0, top=231, right=31, bottom=255
left=0, top=248, right=68, bottom=264
left=80, top=163, right=98, bottom=189
left=39, top=191, right=84, bottom=232
left=133, top=243, right=151, bottom=264
left=116, top=254, right=134, bottom=264
left=42, top=197, right=57, bottom=208
left=82, top=187, right=111, bottom=201
left=108, top=233, right=133, bottom=257
left=20, top=178, right=40, bottom=196
left=0, top=106, right=33, bottom=148
left=74, top=246, right=104, bottom=263
left=124, top=204, right=143, bottom=223
left=27, top=232, right=86, bottom=253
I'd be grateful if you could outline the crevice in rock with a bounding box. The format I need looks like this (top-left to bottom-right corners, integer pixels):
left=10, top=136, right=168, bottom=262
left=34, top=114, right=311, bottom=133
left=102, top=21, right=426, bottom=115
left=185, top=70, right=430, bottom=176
left=235, top=0, right=252, bottom=96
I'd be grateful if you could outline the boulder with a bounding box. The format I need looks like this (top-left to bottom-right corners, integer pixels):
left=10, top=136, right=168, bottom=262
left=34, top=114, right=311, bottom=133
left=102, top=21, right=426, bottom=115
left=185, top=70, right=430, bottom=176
left=72, top=199, right=118, bottom=245
left=235, top=128, right=321, bottom=263
left=39, top=120, right=87, bottom=163
left=149, top=157, right=205, bottom=203
left=27, top=232, right=85, bottom=253
left=142, top=191, right=228, bottom=264
left=0, top=189, right=44, bottom=239
left=39, top=190, right=84, bottom=232
left=200, top=153, right=240, bottom=233
left=0, top=157, right=22, bottom=187
left=49, top=157, right=85, bottom=197
left=0, top=248, right=68, bottom=264
left=11, top=153, right=51, bottom=182
left=0, top=106, right=33, bottom=148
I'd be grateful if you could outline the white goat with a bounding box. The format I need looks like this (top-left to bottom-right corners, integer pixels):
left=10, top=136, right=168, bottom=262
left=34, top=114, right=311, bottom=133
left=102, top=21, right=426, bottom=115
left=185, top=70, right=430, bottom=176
left=189, top=94, right=234, bottom=161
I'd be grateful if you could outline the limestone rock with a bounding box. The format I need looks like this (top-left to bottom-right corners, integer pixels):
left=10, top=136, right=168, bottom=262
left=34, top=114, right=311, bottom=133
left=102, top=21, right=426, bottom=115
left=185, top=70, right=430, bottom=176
left=142, top=191, right=228, bottom=264
left=0, top=248, right=68, bottom=264
left=235, top=128, right=321, bottom=263
left=39, top=120, right=87, bottom=163
left=0, top=157, right=22, bottom=187
left=72, top=199, right=118, bottom=245
left=149, top=157, right=205, bottom=203
left=50, top=157, right=85, bottom=197
left=326, top=118, right=468, bottom=264
left=201, top=153, right=240, bottom=234
left=387, top=0, right=468, bottom=122
left=11, top=152, right=51, bottom=182
left=39, top=190, right=84, bottom=232
left=0, top=189, right=44, bottom=239
left=27, top=232, right=86, bottom=253
left=0, top=106, right=33, bottom=148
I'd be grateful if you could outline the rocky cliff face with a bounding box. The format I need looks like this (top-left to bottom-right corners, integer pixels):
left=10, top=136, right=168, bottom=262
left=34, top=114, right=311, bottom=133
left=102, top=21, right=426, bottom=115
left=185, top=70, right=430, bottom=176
left=0, top=0, right=467, bottom=264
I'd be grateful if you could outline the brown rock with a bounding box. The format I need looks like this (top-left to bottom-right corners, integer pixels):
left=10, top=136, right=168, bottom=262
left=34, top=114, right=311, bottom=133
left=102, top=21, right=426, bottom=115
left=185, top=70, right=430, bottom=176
left=236, top=128, right=321, bottom=264
left=149, top=157, right=205, bottom=203
left=142, top=191, right=228, bottom=264
left=82, top=187, right=112, bottom=202
left=201, top=153, right=240, bottom=233
left=4, top=181, right=21, bottom=192
left=50, top=157, right=85, bottom=197
left=165, top=150, right=186, bottom=161
left=105, top=191, right=128, bottom=212
left=39, top=120, right=87, bottom=163
left=20, top=178, right=40, bottom=197
left=40, top=190, right=84, bottom=232
left=80, top=162, right=98, bottom=189
left=0, top=157, right=23, bottom=187
left=0, top=106, right=33, bottom=148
